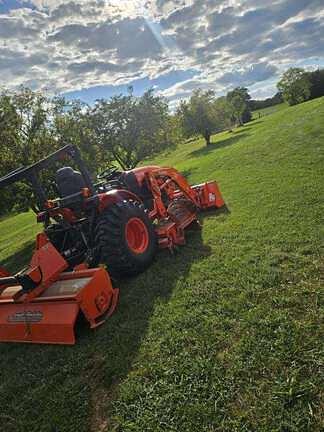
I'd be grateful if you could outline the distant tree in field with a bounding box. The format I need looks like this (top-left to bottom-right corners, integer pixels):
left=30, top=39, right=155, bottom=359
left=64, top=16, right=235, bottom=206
left=90, top=88, right=171, bottom=169
left=228, top=94, right=246, bottom=126
left=277, top=67, right=312, bottom=106
left=177, top=89, right=221, bottom=146
left=135, top=88, right=175, bottom=162
left=0, top=93, right=20, bottom=173
left=226, top=87, right=252, bottom=126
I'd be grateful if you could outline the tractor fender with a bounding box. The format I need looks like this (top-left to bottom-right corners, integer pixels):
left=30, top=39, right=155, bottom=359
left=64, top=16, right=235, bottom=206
left=97, top=189, right=142, bottom=213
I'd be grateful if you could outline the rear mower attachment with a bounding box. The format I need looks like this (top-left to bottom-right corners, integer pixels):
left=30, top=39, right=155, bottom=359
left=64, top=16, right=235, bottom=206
left=0, top=233, right=118, bottom=345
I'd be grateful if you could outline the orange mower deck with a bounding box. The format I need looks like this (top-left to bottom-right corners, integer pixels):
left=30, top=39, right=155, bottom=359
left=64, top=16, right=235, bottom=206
left=0, top=234, right=118, bottom=345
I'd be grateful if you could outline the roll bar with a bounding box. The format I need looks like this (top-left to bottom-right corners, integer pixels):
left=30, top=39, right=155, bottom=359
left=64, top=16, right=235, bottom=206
left=0, top=145, right=95, bottom=209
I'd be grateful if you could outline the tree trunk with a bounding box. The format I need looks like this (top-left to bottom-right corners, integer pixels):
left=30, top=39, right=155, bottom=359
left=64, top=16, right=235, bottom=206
left=204, top=132, right=211, bottom=146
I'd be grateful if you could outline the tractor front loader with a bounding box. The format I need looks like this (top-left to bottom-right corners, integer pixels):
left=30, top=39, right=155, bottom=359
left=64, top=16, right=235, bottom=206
left=0, top=145, right=225, bottom=344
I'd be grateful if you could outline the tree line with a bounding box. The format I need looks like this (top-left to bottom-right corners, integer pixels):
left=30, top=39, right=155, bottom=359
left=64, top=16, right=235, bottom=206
left=0, top=67, right=323, bottom=214
left=277, top=67, right=324, bottom=106
left=0, top=84, right=252, bottom=213
left=0, top=87, right=179, bottom=213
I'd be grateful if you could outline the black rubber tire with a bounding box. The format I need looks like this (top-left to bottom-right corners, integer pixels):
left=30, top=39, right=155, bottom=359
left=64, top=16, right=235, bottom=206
left=94, top=200, right=157, bottom=277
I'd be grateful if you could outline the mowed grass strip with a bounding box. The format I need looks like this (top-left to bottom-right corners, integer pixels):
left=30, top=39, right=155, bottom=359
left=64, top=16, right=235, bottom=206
left=0, top=97, right=323, bottom=432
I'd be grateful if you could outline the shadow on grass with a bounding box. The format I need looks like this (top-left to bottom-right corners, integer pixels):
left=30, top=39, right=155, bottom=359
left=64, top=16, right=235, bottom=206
left=230, top=119, right=264, bottom=132
left=85, top=226, right=214, bottom=428
left=0, top=210, right=229, bottom=432
left=85, top=209, right=231, bottom=429
left=199, top=204, right=231, bottom=219
left=190, top=132, right=249, bottom=157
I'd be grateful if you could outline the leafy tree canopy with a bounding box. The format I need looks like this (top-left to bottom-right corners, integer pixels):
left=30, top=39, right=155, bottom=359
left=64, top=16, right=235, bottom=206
left=90, top=88, right=172, bottom=169
left=226, top=87, right=252, bottom=126
left=177, top=89, right=229, bottom=146
left=277, top=67, right=312, bottom=106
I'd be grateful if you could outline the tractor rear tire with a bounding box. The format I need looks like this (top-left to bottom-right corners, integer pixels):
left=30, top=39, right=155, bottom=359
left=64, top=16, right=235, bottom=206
left=95, top=200, right=157, bottom=277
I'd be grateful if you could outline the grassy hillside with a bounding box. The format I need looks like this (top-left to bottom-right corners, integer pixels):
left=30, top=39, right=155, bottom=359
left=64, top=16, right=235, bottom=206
left=252, top=102, right=287, bottom=119
left=0, top=97, right=323, bottom=432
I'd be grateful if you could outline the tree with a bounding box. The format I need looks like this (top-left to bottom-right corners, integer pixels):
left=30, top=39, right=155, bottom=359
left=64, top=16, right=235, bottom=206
left=277, top=67, right=311, bottom=106
left=90, top=88, right=171, bottom=169
left=0, top=91, right=100, bottom=213
left=177, top=89, right=219, bottom=146
left=213, top=96, right=234, bottom=130
left=52, top=97, right=101, bottom=173
left=307, top=68, right=324, bottom=100
left=226, top=87, right=252, bottom=126
left=135, top=88, right=173, bottom=164
left=0, top=88, right=56, bottom=213
left=11, top=88, right=53, bottom=162
left=0, top=88, right=51, bottom=167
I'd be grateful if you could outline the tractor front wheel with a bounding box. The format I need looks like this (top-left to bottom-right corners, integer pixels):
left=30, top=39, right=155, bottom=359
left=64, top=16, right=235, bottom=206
left=95, top=200, right=157, bottom=277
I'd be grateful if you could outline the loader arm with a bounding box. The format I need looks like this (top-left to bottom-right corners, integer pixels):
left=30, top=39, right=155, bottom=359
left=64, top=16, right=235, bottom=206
left=144, top=166, right=224, bottom=219
left=151, top=167, right=200, bottom=207
left=143, top=167, right=200, bottom=219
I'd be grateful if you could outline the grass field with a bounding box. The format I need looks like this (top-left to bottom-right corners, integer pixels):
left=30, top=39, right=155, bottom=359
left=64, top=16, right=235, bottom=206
left=0, top=97, right=323, bottom=432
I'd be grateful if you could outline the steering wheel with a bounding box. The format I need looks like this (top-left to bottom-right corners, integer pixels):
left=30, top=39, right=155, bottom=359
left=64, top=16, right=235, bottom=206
left=97, top=165, right=120, bottom=180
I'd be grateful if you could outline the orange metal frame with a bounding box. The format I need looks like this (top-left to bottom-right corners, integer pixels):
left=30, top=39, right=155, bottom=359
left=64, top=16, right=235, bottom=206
left=0, top=234, right=118, bottom=345
left=135, top=167, right=225, bottom=249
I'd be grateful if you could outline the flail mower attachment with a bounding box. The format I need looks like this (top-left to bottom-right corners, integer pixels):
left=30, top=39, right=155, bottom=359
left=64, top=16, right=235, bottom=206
left=0, top=233, right=119, bottom=345
left=138, top=167, right=226, bottom=249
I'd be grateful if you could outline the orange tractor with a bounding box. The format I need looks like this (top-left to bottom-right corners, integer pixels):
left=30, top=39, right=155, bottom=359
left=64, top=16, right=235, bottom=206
left=0, top=145, right=225, bottom=344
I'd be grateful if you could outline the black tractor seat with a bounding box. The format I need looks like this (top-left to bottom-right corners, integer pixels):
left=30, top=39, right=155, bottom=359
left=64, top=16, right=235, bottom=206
left=55, top=166, right=87, bottom=213
left=56, top=166, right=86, bottom=198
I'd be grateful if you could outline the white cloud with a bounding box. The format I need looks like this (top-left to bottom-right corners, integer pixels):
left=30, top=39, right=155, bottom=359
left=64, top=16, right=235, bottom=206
left=0, top=0, right=323, bottom=101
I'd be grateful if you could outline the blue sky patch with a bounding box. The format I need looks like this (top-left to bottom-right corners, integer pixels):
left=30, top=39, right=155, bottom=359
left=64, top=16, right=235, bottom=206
left=0, top=0, right=35, bottom=14
left=63, top=69, right=198, bottom=103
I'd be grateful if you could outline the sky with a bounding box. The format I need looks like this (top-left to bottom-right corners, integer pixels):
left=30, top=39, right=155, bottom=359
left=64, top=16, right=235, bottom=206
left=0, top=0, right=323, bottom=108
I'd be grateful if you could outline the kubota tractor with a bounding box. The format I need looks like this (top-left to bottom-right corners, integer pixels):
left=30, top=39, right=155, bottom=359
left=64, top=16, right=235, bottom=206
left=0, top=144, right=225, bottom=344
